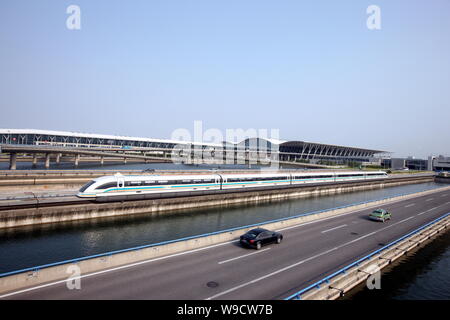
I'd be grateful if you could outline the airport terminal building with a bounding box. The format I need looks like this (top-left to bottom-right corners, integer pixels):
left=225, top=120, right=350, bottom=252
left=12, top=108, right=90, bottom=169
left=0, top=128, right=388, bottom=165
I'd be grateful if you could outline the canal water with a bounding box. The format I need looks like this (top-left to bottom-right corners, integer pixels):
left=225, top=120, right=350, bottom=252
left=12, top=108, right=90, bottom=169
left=342, top=229, right=450, bottom=300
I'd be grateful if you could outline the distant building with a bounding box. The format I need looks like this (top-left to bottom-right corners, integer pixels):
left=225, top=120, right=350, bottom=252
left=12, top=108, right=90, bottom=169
left=382, top=155, right=450, bottom=172
left=432, top=155, right=450, bottom=171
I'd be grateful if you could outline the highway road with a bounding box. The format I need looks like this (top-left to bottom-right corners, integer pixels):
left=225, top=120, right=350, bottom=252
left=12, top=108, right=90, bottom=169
left=2, top=188, right=450, bottom=300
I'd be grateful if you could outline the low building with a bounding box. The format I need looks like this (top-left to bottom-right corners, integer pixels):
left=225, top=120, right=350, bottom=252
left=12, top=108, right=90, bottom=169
left=432, top=156, right=450, bottom=171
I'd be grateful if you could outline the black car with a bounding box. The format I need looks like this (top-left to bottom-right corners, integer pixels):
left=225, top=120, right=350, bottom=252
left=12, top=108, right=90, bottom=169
left=239, top=228, right=283, bottom=250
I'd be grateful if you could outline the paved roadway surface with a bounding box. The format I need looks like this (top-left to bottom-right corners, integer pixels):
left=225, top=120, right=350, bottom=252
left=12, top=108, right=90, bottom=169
left=2, top=188, right=450, bottom=300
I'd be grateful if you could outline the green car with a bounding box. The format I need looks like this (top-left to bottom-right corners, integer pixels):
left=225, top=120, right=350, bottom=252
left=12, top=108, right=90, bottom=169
left=369, top=209, right=392, bottom=222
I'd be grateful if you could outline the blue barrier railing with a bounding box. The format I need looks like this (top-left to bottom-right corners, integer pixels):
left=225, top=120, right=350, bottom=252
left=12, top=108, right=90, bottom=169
left=284, top=211, right=450, bottom=300
left=0, top=185, right=447, bottom=279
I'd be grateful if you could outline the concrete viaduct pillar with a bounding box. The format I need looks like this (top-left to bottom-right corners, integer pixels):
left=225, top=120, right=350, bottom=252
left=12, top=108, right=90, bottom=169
left=9, top=153, right=17, bottom=170
left=74, top=154, right=80, bottom=167
left=45, top=153, right=51, bottom=169
left=32, top=154, right=38, bottom=168
left=100, top=156, right=104, bottom=165
left=56, top=153, right=61, bottom=164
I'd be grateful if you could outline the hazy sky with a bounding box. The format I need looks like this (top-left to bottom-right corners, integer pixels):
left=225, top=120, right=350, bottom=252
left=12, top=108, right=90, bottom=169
left=1, top=1, right=449, bottom=158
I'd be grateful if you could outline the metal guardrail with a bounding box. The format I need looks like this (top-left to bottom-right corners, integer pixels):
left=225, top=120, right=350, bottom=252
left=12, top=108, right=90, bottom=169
left=284, top=211, right=450, bottom=300
left=0, top=185, right=447, bottom=278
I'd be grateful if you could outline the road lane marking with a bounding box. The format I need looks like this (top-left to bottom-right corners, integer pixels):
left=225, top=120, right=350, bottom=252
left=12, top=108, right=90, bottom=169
left=206, top=216, right=419, bottom=300
left=426, top=198, right=434, bottom=202
left=218, top=248, right=271, bottom=265
left=418, top=206, right=440, bottom=216
left=417, top=202, right=450, bottom=216
left=441, top=194, right=447, bottom=197
left=398, top=216, right=415, bottom=223
left=405, top=203, right=415, bottom=208
left=321, top=224, right=347, bottom=234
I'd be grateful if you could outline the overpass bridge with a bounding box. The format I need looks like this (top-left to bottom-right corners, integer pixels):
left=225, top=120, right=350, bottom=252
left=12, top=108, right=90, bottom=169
left=0, top=144, right=336, bottom=170
left=0, top=144, right=172, bottom=169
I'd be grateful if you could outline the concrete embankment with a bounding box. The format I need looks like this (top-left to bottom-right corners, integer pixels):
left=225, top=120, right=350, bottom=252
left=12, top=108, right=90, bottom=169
left=1, top=186, right=449, bottom=296
left=0, top=174, right=435, bottom=228
left=435, top=176, right=450, bottom=184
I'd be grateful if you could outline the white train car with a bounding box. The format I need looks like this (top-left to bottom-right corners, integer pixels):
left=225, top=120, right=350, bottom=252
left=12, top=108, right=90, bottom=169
left=220, top=173, right=290, bottom=190
left=77, top=173, right=221, bottom=201
left=77, top=171, right=388, bottom=201
left=291, top=172, right=336, bottom=185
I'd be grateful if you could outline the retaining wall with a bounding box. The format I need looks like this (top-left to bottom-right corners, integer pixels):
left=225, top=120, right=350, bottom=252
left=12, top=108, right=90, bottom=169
left=0, top=175, right=434, bottom=229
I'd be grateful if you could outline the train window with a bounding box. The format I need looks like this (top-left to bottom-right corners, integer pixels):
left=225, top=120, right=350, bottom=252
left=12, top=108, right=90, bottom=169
left=157, top=180, right=169, bottom=185
left=126, top=181, right=142, bottom=186
left=79, top=181, right=95, bottom=192
left=337, top=174, right=363, bottom=178
left=181, top=180, right=193, bottom=184
left=96, top=182, right=117, bottom=190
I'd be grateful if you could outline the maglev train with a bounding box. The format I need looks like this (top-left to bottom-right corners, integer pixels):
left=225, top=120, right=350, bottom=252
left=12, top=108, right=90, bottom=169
left=77, top=171, right=388, bottom=202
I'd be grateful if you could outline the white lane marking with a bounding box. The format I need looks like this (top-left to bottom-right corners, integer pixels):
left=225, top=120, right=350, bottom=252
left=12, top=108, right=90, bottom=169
left=405, top=203, right=415, bottom=208
left=398, top=216, right=415, bottom=223
left=417, top=206, right=440, bottom=216
left=426, top=198, right=434, bottom=202
left=441, top=194, right=447, bottom=197
left=206, top=216, right=418, bottom=300
left=321, top=224, right=348, bottom=234
left=218, top=248, right=271, bottom=265
left=416, top=202, right=450, bottom=216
